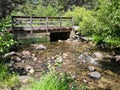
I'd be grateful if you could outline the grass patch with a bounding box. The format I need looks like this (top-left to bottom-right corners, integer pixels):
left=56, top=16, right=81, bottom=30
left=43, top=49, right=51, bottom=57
left=20, top=72, right=78, bottom=90
left=0, top=62, right=19, bottom=89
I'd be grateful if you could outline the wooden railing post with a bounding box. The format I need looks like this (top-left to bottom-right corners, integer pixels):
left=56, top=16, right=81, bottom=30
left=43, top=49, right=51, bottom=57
left=12, top=16, right=17, bottom=40
left=60, top=17, right=62, bottom=32
left=30, top=16, right=33, bottom=34
left=72, top=17, right=74, bottom=31
left=46, top=17, right=48, bottom=32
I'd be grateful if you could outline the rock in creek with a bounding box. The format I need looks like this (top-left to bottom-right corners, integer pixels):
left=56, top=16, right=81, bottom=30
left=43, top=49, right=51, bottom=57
left=115, top=55, right=120, bottom=62
left=88, top=71, right=101, bottom=79
left=34, top=44, right=47, bottom=50
left=11, top=56, right=22, bottom=62
left=4, top=51, right=21, bottom=58
left=58, top=40, right=63, bottom=42
left=82, top=78, right=88, bottom=83
left=32, top=56, right=37, bottom=61
left=22, top=51, right=31, bottom=57
left=78, top=52, right=97, bottom=65
left=88, top=66, right=95, bottom=72
left=62, top=53, right=68, bottom=59
left=25, top=66, right=35, bottom=75
left=93, top=51, right=103, bottom=60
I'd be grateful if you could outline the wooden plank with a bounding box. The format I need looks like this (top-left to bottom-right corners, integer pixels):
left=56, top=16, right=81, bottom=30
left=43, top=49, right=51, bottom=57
left=13, top=26, right=72, bottom=31
left=46, top=17, right=48, bottom=32
left=30, top=16, right=33, bottom=34
left=12, top=16, right=72, bottom=20
left=60, top=17, right=62, bottom=32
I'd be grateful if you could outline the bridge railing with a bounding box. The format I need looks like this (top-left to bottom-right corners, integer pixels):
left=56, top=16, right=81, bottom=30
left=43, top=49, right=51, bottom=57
left=12, top=16, right=73, bottom=34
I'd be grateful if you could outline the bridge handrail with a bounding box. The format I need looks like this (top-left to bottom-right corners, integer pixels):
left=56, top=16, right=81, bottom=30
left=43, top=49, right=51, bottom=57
left=12, top=16, right=73, bottom=34
left=12, top=16, right=72, bottom=19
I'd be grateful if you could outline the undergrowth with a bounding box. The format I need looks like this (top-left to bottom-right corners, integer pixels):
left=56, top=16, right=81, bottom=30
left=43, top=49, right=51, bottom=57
left=0, top=60, right=19, bottom=89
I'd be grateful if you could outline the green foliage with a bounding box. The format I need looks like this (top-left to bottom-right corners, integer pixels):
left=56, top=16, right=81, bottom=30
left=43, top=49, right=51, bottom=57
left=0, top=0, right=25, bottom=18
left=0, top=16, right=17, bottom=89
left=0, top=62, right=18, bottom=88
left=11, top=3, right=62, bottom=16
left=64, top=7, right=92, bottom=25
left=76, top=0, right=120, bottom=46
left=22, top=71, right=79, bottom=90
left=30, top=73, right=69, bottom=90
left=80, top=84, right=89, bottom=90
left=0, top=16, right=15, bottom=55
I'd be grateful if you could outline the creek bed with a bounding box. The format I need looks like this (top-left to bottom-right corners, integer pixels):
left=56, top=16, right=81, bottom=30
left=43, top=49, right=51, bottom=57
left=16, top=40, right=120, bottom=90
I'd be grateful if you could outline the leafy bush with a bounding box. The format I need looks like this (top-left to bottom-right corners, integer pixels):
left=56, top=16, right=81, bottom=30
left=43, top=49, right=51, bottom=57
left=74, top=0, right=120, bottom=46
left=64, top=7, right=92, bottom=25
left=11, top=4, right=61, bottom=16
left=0, top=16, right=17, bottom=88
left=0, top=16, right=15, bottom=55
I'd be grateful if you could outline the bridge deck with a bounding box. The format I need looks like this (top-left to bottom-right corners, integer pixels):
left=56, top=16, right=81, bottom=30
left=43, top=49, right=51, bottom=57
left=12, top=16, right=73, bottom=34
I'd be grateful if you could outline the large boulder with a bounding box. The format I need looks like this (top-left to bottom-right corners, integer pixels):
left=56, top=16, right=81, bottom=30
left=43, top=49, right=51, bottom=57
left=35, top=44, right=47, bottom=50
left=78, top=52, right=97, bottom=64
left=88, top=71, right=101, bottom=79
left=93, top=52, right=103, bottom=60
left=4, top=52, right=21, bottom=58
left=11, top=56, right=22, bottom=62
left=21, top=51, right=31, bottom=57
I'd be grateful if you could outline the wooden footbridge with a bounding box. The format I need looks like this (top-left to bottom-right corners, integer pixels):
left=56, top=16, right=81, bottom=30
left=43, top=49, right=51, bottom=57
left=12, top=16, right=73, bottom=34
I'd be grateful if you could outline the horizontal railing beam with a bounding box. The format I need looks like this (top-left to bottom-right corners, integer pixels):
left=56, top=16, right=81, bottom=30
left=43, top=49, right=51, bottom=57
left=12, top=16, right=72, bottom=19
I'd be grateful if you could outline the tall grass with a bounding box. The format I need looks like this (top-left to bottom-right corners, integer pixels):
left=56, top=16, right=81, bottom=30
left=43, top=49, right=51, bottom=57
left=21, top=72, right=73, bottom=90
left=0, top=62, right=18, bottom=88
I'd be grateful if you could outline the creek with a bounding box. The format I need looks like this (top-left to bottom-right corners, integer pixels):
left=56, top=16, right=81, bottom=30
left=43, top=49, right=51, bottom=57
left=12, top=40, right=120, bottom=90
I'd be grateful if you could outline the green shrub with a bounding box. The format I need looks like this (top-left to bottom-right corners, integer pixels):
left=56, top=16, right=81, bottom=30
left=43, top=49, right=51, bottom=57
left=64, top=7, right=92, bottom=25
left=11, top=4, right=61, bottom=16
left=75, top=0, right=120, bottom=46
left=0, top=16, right=15, bottom=55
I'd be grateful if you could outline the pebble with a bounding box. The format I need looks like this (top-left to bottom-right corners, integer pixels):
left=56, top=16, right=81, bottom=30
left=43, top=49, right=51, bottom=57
left=58, top=40, right=63, bottom=42
left=88, top=66, right=95, bottom=72
left=22, top=51, right=31, bottom=56
left=32, top=57, right=37, bottom=61
left=83, top=79, right=88, bottom=83
left=62, top=53, right=68, bottom=58
left=15, top=56, right=22, bottom=62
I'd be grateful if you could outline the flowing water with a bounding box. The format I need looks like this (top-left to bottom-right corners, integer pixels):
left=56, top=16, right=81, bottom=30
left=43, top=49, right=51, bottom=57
left=18, top=40, right=120, bottom=90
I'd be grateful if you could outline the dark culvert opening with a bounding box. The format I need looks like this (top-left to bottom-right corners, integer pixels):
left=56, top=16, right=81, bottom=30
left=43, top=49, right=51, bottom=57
left=50, top=32, right=70, bottom=42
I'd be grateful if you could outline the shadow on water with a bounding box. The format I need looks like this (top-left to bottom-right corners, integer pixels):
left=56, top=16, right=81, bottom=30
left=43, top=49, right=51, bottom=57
left=18, top=37, right=50, bottom=45
left=99, top=58, right=120, bottom=74
left=94, top=44, right=120, bottom=74
left=95, top=43, right=120, bottom=55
